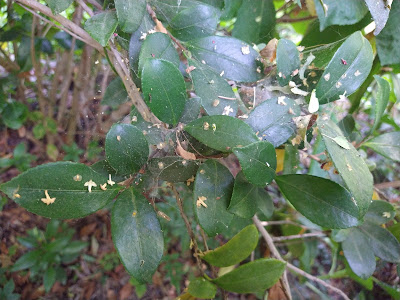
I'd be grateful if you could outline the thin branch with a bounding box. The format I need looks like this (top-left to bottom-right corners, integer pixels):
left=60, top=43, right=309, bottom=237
left=374, top=180, right=400, bottom=189
left=86, top=0, right=103, bottom=10
left=76, top=0, right=94, bottom=17
left=277, top=16, right=317, bottom=23
left=272, top=232, right=326, bottom=242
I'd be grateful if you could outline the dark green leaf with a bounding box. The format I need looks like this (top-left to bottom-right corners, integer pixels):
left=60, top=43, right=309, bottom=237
left=147, top=157, right=199, bottom=182
left=185, top=115, right=258, bottom=152
left=211, top=258, right=285, bottom=293
left=232, top=0, right=275, bottom=44
left=364, top=200, right=396, bottom=225
left=142, top=59, right=187, bottom=125
left=11, top=249, right=42, bottom=271
left=283, top=144, right=300, bottom=174
left=44, top=266, right=56, bottom=292
left=63, top=241, right=88, bottom=255
left=105, top=124, right=149, bottom=175
left=169, top=4, right=221, bottom=41
left=84, top=11, right=118, bottom=47
left=318, top=118, right=373, bottom=217
left=186, top=36, right=262, bottom=82
left=276, top=39, right=300, bottom=86
left=44, top=0, right=73, bottom=14
left=364, top=0, right=391, bottom=35
left=112, top=188, right=164, bottom=283
left=179, top=97, right=202, bottom=124
left=315, top=31, right=373, bottom=104
left=200, top=225, right=258, bottom=267
left=187, top=277, right=217, bottom=299
left=275, top=174, right=359, bottom=228
left=363, top=132, right=400, bottom=162
left=101, top=77, right=129, bottom=109
left=342, top=228, right=375, bottom=279
left=193, top=160, right=234, bottom=236
left=148, top=0, right=202, bottom=24
left=2, top=101, right=28, bottom=130
left=233, top=141, right=276, bottom=187
left=359, top=222, right=400, bottom=263
left=245, top=97, right=300, bottom=147
left=115, top=0, right=146, bottom=33
left=376, top=0, right=400, bottom=65
left=337, top=115, right=355, bottom=139
left=90, top=160, right=128, bottom=183
left=220, top=0, right=242, bottom=20
left=188, top=58, right=238, bottom=116
left=0, top=162, right=120, bottom=219
left=371, top=75, right=390, bottom=132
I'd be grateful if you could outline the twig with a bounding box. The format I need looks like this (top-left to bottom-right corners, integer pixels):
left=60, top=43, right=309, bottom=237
left=272, top=232, right=326, bottom=242
left=86, top=0, right=103, bottom=10
left=277, top=16, right=317, bottom=23
left=76, top=0, right=94, bottom=16
left=374, top=180, right=400, bottom=189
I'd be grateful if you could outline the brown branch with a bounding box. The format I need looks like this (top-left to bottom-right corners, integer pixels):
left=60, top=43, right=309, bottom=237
left=277, top=16, right=317, bottom=23
left=272, top=232, right=326, bottom=242
left=374, top=180, right=400, bottom=189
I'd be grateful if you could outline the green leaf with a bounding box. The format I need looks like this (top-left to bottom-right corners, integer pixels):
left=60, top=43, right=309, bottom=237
left=138, top=33, right=180, bottom=75
left=228, top=171, right=273, bottom=219
left=364, top=0, right=391, bottom=35
left=364, top=200, right=396, bottom=225
left=342, top=228, right=375, bottom=279
left=44, top=266, right=56, bottom=292
left=84, top=11, right=118, bottom=47
left=318, top=118, right=373, bottom=217
left=193, top=160, right=234, bottom=236
left=179, top=97, right=202, bottom=124
left=220, top=0, right=242, bottom=20
left=101, top=77, right=129, bottom=109
left=376, top=0, right=400, bottom=65
left=147, top=157, right=199, bottom=182
left=185, top=115, right=259, bottom=152
left=232, top=0, right=275, bottom=44
left=233, top=141, right=276, bottom=187
left=115, top=0, right=146, bottom=33
left=359, top=222, right=400, bottom=263
left=0, top=162, right=120, bottom=219
left=11, top=249, right=42, bottom=271
left=276, top=39, right=300, bottom=86
left=2, top=101, right=28, bottom=130
left=44, top=0, right=73, bottom=14
left=188, top=58, right=238, bottom=116
left=363, top=132, right=400, bottom=162
left=200, top=225, right=258, bottom=267
left=187, top=277, right=217, bottom=299
left=283, top=144, right=300, bottom=175
left=211, top=258, right=285, bottom=293
left=105, top=124, right=149, bottom=175
left=148, top=0, right=202, bottom=24
left=245, top=97, right=301, bottom=147
left=186, top=36, right=262, bottom=82
left=371, top=75, right=390, bottom=132
left=315, top=31, right=373, bottom=104
left=142, top=59, right=187, bottom=125
left=112, top=188, right=164, bottom=283
left=275, top=174, right=359, bottom=229
left=314, top=0, right=368, bottom=31
left=169, top=4, right=221, bottom=41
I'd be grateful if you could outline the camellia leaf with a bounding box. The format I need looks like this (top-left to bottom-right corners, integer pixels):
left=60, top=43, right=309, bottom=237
left=147, top=157, right=199, bottom=182
left=101, top=77, right=129, bottom=109
left=185, top=115, right=259, bottom=152
left=363, top=132, right=400, bottom=162
left=187, top=277, right=217, bottom=299
left=233, top=141, right=276, bottom=187
left=193, top=160, right=234, bottom=236
left=275, top=174, right=359, bottom=228
left=111, top=188, right=164, bottom=283
left=245, top=97, right=301, bottom=147
left=84, top=11, right=118, bottom=47
left=211, top=258, right=285, bottom=293
left=318, top=118, right=373, bottom=217
left=364, top=200, right=396, bottom=225
left=0, top=162, right=120, bottom=219
left=186, top=36, right=262, bottom=82
left=371, top=75, right=390, bottom=132
left=115, top=0, right=146, bottom=33
left=364, top=0, right=391, bottom=35
left=200, top=224, right=258, bottom=267
left=342, top=228, right=376, bottom=279
left=142, top=59, right=187, bottom=125
left=188, top=58, right=238, bottom=116
left=44, top=0, right=73, bottom=14
left=148, top=0, right=202, bottom=24
left=232, top=0, right=275, bottom=44
left=105, top=124, right=149, bottom=175
left=276, top=39, right=300, bottom=86
left=315, top=31, right=373, bottom=104
left=179, top=97, right=202, bottom=124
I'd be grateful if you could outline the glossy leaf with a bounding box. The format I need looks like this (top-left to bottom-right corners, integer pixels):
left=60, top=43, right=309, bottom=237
left=112, top=188, right=164, bottom=283
left=364, top=200, right=396, bottom=225
left=363, top=132, right=400, bottom=162
left=186, top=36, right=262, bottom=82
left=200, top=225, right=259, bottom=267
left=185, top=115, right=259, bottom=152
left=142, top=59, right=187, bottom=125
left=105, top=124, right=149, bottom=175
left=84, top=11, right=118, bottom=47
left=101, top=77, right=129, bottom=109
left=315, top=31, right=373, bottom=104
left=364, top=0, right=391, bottom=35
left=115, top=0, right=146, bottom=33
left=211, top=258, right=285, bottom=293
left=276, top=39, right=300, bottom=86
left=232, top=0, right=275, bottom=44
left=0, top=162, right=120, bottom=219
left=44, top=0, right=73, bottom=14
left=147, top=157, right=199, bottom=182
left=342, top=228, right=376, bottom=279
left=187, top=278, right=217, bottom=299
left=188, top=58, right=238, bottom=116
left=371, top=75, right=390, bottom=132
left=245, top=97, right=301, bottom=147
left=318, top=118, right=373, bottom=217
left=233, top=141, right=276, bottom=187
left=275, top=174, right=359, bottom=228
left=193, top=160, right=234, bottom=236
left=179, top=97, right=202, bottom=124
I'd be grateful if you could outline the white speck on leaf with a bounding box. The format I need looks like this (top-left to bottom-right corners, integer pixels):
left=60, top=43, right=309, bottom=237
left=158, top=162, right=164, bottom=169
left=84, top=180, right=97, bottom=193
left=197, top=196, right=208, bottom=208
left=308, top=89, right=319, bottom=113
left=324, top=73, right=330, bottom=81
left=116, top=135, right=121, bottom=141
left=222, top=105, right=234, bottom=115
left=354, top=70, right=361, bottom=76
left=212, top=123, right=217, bottom=131
left=41, top=190, right=56, bottom=205
left=73, top=174, right=82, bottom=182
left=383, top=212, right=391, bottom=218
left=107, top=174, right=115, bottom=186
left=336, top=82, right=342, bottom=88
left=203, top=122, right=210, bottom=130
left=212, top=99, right=220, bottom=107
left=241, top=45, right=250, bottom=55
left=255, top=16, right=262, bottom=23
left=220, top=70, right=225, bottom=77
left=278, top=96, right=287, bottom=106
left=100, top=183, right=107, bottom=191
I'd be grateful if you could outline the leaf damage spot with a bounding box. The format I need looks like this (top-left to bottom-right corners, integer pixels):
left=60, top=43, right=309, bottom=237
left=347, top=163, right=353, bottom=171
left=278, top=96, right=287, bottom=106
left=336, top=82, right=342, bottom=88
left=354, top=70, right=361, bottom=77
left=158, top=162, right=164, bottom=169
left=41, top=190, right=56, bottom=205
left=116, top=135, right=121, bottom=141
left=132, top=211, right=137, bottom=217
left=222, top=105, right=234, bottom=115
left=241, top=45, right=250, bottom=55
left=196, top=196, right=208, bottom=208
left=100, top=183, right=107, bottom=191
left=84, top=180, right=97, bottom=193
left=203, top=122, right=210, bottom=130
left=212, top=123, right=217, bottom=132
left=107, top=174, right=115, bottom=186
left=324, top=73, right=331, bottom=81
left=73, top=174, right=82, bottom=182
left=382, top=212, right=391, bottom=218
left=213, top=99, right=220, bottom=107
